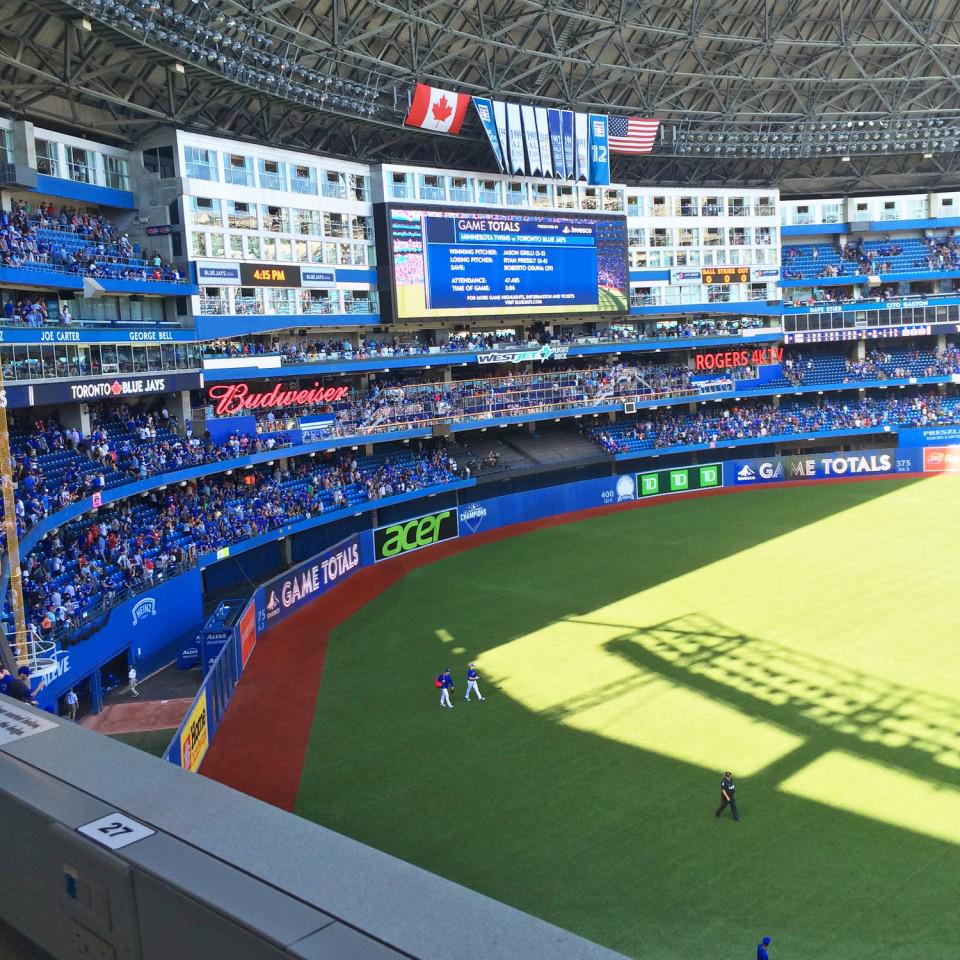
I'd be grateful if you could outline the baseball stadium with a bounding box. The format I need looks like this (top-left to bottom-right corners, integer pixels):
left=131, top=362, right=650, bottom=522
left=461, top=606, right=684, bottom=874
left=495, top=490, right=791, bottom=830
left=0, top=3, right=959, bottom=959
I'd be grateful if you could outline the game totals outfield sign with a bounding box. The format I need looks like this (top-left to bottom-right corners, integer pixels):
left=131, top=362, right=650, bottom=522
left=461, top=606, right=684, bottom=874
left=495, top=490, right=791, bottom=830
left=637, top=463, right=723, bottom=498
left=373, top=507, right=459, bottom=561
left=262, top=535, right=361, bottom=626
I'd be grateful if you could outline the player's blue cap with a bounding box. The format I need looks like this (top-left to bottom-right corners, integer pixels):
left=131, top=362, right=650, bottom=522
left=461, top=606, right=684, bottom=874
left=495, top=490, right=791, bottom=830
left=762, top=937, right=771, bottom=946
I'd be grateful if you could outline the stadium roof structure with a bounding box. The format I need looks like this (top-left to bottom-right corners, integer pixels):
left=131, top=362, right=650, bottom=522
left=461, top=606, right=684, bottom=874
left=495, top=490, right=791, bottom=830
left=4, top=0, right=960, bottom=194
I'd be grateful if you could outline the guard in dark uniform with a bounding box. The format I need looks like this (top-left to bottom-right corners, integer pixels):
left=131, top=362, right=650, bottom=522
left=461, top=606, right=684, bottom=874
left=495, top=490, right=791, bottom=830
left=715, top=771, right=740, bottom=820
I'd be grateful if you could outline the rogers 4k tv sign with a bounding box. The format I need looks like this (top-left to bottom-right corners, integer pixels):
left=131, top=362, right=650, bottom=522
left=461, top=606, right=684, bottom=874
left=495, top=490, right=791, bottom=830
left=374, top=507, right=459, bottom=561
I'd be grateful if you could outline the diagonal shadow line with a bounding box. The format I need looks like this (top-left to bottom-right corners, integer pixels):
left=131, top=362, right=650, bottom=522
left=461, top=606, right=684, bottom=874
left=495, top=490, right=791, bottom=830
left=595, top=612, right=960, bottom=791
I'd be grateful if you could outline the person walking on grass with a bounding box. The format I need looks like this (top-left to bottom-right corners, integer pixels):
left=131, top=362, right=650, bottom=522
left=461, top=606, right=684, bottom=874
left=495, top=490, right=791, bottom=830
left=757, top=936, right=772, bottom=959
left=464, top=663, right=485, bottom=702
left=437, top=668, right=454, bottom=708
left=715, top=771, right=740, bottom=821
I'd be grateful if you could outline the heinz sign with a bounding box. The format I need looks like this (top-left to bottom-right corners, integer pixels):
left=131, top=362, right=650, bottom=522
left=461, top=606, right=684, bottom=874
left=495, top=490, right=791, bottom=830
left=207, top=381, right=349, bottom=416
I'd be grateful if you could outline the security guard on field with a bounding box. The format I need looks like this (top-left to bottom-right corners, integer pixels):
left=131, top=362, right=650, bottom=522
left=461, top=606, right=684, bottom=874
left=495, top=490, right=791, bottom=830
left=715, top=771, right=740, bottom=821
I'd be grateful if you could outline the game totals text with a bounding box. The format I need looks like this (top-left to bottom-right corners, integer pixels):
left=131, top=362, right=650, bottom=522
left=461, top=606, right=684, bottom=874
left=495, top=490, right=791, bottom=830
left=387, top=207, right=629, bottom=320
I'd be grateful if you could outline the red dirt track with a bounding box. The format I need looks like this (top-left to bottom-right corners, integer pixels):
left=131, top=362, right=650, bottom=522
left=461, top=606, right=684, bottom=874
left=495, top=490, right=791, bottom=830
left=200, top=472, right=924, bottom=810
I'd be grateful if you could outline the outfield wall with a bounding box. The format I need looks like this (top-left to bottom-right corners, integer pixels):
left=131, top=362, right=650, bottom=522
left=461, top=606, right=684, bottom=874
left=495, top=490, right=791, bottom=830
left=38, top=439, right=958, bottom=717
left=156, top=442, right=945, bottom=770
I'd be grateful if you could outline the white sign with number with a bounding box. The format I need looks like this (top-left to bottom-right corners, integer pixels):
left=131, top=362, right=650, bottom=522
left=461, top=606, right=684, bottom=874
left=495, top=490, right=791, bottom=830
left=77, top=813, right=155, bottom=850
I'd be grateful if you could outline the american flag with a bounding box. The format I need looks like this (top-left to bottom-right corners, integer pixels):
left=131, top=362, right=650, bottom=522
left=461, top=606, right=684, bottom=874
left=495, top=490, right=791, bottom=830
left=608, top=116, right=660, bottom=154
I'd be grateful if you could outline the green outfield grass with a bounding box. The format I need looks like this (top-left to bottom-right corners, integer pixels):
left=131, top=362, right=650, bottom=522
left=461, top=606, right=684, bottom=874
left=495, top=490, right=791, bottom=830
left=295, top=477, right=960, bottom=959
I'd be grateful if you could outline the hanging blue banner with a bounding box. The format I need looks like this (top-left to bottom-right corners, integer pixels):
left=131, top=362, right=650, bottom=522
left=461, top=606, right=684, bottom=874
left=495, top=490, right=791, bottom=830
left=588, top=113, right=610, bottom=186
left=493, top=101, right=510, bottom=171
left=562, top=110, right=575, bottom=181
left=548, top=108, right=566, bottom=179
left=535, top=107, right=553, bottom=178
left=521, top=104, right=543, bottom=176
left=472, top=97, right=505, bottom=172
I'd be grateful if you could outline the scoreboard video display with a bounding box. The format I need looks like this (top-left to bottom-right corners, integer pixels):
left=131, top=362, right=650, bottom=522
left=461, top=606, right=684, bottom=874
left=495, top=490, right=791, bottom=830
left=378, top=204, right=629, bottom=321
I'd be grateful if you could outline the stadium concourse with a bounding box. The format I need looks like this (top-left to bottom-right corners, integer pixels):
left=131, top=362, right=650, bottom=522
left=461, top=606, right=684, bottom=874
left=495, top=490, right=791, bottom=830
left=5, top=6, right=960, bottom=952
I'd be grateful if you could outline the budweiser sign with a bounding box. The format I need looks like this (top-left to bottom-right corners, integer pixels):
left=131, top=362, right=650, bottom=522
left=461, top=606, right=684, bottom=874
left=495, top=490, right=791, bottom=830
left=207, top=381, right=349, bottom=417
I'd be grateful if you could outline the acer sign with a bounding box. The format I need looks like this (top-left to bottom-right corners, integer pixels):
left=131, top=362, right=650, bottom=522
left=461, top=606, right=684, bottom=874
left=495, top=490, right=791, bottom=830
left=373, top=508, right=460, bottom=561
left=207, top=381, right=350, bottom=416
left=693, top=347, right=783, bottom=371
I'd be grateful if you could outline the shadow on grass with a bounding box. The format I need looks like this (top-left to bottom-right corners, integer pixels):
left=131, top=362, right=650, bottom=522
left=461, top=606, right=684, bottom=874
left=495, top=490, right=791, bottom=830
left=601, top=612, right=960, bottom=790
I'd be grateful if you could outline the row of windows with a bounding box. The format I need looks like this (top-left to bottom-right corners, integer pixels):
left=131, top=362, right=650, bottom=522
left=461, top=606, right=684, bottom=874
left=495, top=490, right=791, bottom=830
left=34, top=138, right=130, bottom=190
left=0, top=129, right=11, bottom=165
left=183, top=146, right=369, bottom=200
left=631, top=283, right=775, bottom=306
left=631, top=248, right=780, bottom=269
left=629, top=195, right=777, bottom=218
left=629, top=226, right=776, bottom=247
left=784, top=303, right=957, bottom=333
left=389, top=172, right=625, bottom=211
left=190, top=232, right=371, bottom=266
left=1, top=342, right=201, bottom=382
left=187, top=198, right=372, bottom=239
left=781, top=197, right=957, bottom=225
left=198, top=287, right=377, bottom=317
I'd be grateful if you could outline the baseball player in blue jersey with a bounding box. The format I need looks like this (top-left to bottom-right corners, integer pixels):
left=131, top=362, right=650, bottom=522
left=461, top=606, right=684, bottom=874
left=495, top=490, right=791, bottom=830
left=464, top=664, right=485, bottom=701
left=438, top=668, right=455, bottom=708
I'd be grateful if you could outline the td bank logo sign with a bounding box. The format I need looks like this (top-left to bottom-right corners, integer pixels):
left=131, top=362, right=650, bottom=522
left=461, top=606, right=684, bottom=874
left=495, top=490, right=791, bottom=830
left=374, top=508, right=460, bottom=562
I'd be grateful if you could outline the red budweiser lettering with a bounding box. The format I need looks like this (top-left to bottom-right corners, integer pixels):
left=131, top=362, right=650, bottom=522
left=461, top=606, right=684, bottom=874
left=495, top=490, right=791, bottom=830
left=207, top=382, right=349, bottom=416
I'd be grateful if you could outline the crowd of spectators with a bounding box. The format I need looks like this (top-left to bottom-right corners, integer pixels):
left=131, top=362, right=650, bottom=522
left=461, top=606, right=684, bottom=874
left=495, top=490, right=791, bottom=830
left=0, top=200, right=183, bottom=281
left=916, top=234, right=960, bottom=272
left=10, top=405, right=294, bottom=533
left=17, top=444, right=458, bottom=642
left=590, top=393, right=960, bottom=454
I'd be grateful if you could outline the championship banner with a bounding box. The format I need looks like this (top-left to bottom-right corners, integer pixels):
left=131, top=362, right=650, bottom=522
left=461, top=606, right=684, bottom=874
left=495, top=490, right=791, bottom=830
left=472, top=96, right=612, bottom=185
left=562, top=110, right=575, bottom=181
left=493, top=101, right=510, bottom=172
left=472, top=97, right=505, bottom=172
left=574, top=112, right=589, bottom=181
left=548, top=108, right=566, bottom=178
left=506, top=102, right=525, bottom=175
left=521, top=104, right=543, bottom=176
left=588, top=113, right=610, bottom=186
left=535, top=107, right=553, bottom=178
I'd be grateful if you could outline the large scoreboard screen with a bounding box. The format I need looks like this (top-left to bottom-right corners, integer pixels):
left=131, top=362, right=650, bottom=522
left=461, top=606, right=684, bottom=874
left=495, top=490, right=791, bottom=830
left=377, top=205, right=629, bottom=321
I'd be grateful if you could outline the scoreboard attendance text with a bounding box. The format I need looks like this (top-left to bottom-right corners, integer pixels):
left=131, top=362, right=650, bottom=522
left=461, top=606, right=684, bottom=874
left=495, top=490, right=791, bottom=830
left=701, top=265, right=750, bottom=285
left=637, top=463, right=723, bottom=498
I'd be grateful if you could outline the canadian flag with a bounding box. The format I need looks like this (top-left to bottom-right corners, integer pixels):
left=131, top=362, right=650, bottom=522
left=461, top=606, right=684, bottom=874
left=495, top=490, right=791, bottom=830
left=404, top=82, right=470, bottom=134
